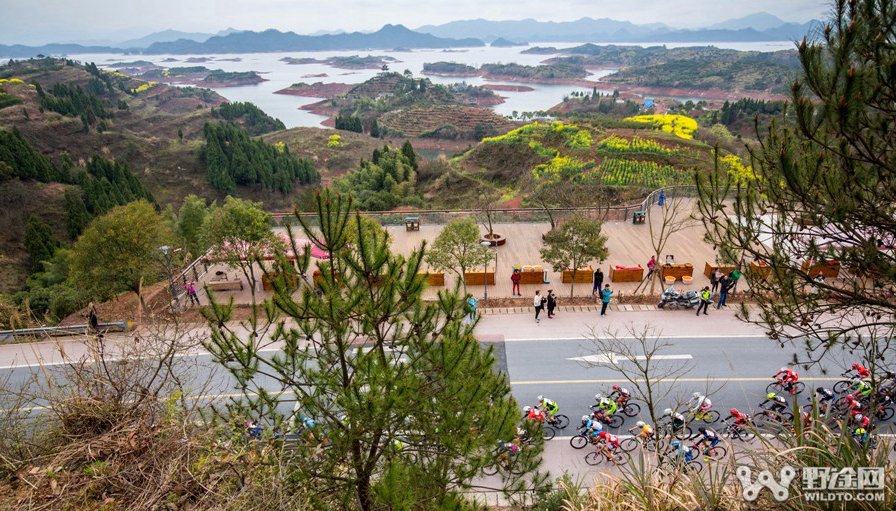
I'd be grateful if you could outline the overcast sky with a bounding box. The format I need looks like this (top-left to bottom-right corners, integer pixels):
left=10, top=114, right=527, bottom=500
left=1, top=0, right=829, bottom=45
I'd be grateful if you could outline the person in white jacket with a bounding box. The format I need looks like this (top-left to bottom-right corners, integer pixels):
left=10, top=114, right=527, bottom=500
left=533, top=290, right=544, bottom=323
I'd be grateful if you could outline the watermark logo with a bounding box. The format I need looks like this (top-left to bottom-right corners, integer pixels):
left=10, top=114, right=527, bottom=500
left=736, top=465, right=885, bottom=503
left=736, top=465, right=796, bottom=502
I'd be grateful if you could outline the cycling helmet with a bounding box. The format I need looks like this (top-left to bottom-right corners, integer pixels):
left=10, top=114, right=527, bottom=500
left=781, top=367, right=788, bottom=372
left=698, top=426, right=706, bottom=433
left=636, top=420, right=645, bottom=427
left=663, top=408, right=672, bottom=415
left=692, top=392, right=701, bottom=399
left=582, top=415, right=590, bottom=422
left=855, top=413, right=864, bottom=420
left=816, top=387, right=825, bottom=393
left=855, top=428, right=866, bottom=434
left=537, top=395, right=544, bottom=401
left=670, top=440, right=680, bottom=447
left=523, top=406, right=531, bottom=412
left=730, top=408, right=739, bottom=415
left=852, top=363, right=861, bottom=369
left=595, top=394, right=603, bottom=400
left=767, top=392, right=777, bottom=399
left=612, top=384, right=620, bottom=390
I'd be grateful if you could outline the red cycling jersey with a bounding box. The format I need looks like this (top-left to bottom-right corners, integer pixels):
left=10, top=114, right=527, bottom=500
left=597, top=431, right=620, bottom=448
left=853, top=364, right=871, bottom=379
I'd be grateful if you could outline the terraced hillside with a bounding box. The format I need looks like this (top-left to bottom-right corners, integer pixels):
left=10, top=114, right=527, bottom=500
left=421, top=116, right=736, bottom=208
left=378, top=104, right=516, bottom=139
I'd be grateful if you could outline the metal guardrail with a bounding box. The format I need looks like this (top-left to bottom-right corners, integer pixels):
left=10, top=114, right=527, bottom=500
left=0, top=321, right=133, bottom=343
left=168, top=247, right=215, bottom=305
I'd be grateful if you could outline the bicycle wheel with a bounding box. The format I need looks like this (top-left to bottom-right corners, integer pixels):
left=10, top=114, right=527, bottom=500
left=702, top=410, right=721, bottom=424
left=673, top=425, right=693, bottom=440
left=704, top=445, right=728, bottom=460
left=793, top=382, right=806, bottom=394
left=553, top=414, right=570, bottom=429
left=611, top=450, right=631, bottom=466
left=607, top=415, right=624, bottom=428
left=833, top=380, right=852, bottom=394
left=684, top=460, right=703, bottom=474
left=482, top=464, right=499, bottom=476
left=620, top=437, right=640, bottom=452
left=584, top=451, right=603, bottom=466
left=543, top=425, right=556, bottom=441
left=876, top=407, right=895, bottom=422
left=766, top=382, right=782, bottom=394
left=570, top=435, right=589, bottom=449
left=624, top=402, right=641, bottom=417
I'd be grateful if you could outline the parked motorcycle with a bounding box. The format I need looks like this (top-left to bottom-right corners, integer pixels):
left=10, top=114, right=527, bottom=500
left=657, top=287, right=700, bottom=310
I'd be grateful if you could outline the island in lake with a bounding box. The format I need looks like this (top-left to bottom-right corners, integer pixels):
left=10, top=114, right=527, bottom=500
left=280, top=55, right=400, bottom=70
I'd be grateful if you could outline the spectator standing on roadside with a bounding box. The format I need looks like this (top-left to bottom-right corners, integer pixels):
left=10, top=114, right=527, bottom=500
left=600, top=284, right=612, bottom=316
left=717, top=275, right=732, bottom=308
left=710, top=269, right=722, bottom=293
left=593, top=268, right=604, bottom=296
left=646, top=256, right=658, bottom=280
left=533, top=291, right=544, bottom=323
left=547, top=290, right=557, bottom=319
left=511, top=269, right=521, bottom=296
left=466, top=296, right=478, bottom=323
left=185, top=281, right=200, bottom=306
left=696, top=286, right=712, bottom=316
left=87, top=302, right=99, bottom=334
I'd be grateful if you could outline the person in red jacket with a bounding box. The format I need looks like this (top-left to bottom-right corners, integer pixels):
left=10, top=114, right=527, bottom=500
left=511, top=269, right=521, bottom=296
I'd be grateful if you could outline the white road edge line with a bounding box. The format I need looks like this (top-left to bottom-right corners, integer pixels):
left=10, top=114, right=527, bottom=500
left=503, top=335, right=769, bottom=342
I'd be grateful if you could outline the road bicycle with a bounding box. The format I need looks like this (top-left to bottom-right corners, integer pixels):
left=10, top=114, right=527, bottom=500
left=620, top=434, right=663, bottom=453
left=570, top=427, right=595, bottom=449
left=721, top=420, right=756, bottom=441
left=687, top=443, right=727, bottom=462
left=755, top=407, right=794, bottom=429
left=590, top=409, right=624, bottom=428
left=584, top=445, right=631, bottom=466
left=545, top=413, right=570, bottom=429
left=686, top=407, right=721, bottom=425
left=481, top=451, right=524, bottom=476
left=833, top=372, right=862, bottom=394
left=766, top=379, right=805, bottom=396
left=662, top=453, right=703, bottom=474
left=656, top=417, right=692, bottom=440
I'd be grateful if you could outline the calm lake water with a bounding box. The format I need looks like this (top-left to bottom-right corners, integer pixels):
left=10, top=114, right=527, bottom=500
left=67, top=41, right=795, bottom=129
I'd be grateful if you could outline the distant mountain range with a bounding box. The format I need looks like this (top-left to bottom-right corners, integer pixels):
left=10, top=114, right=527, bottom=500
left=416, top=14, right=821, bottom=43
left=0, top=13, right=821, bottom=59
left=0, top=25, right=483, bottom=58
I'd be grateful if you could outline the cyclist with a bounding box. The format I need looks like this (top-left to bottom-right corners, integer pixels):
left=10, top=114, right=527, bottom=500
left=726, top=408, right=750, bottom=428
left=596, top=430, right=621, bottom=460
left=852, top=427, right=869, bottom=446
left=773, top=366, right=800, bottom=394
left=523, top=405, right=545, bottom=423
left=852, top=413, right=871, bottom=430
left=537, top=395, right=560, bottom=420
left=815, top=386, right=836, bottom=413
left=608, top=384, right=631, bottom=405
left=596, top=396, right=618, bottom=417
left=668, top=440, right=696, bottom=463
left=850, top=379, right=874, bottom=401
left=244, top=419, right=264, bottom=439
left=689, top=392, right=713, bottom=417
left=842, top=394, right=864, bottom=415
left=627, top=420, right=654, bottom=441
left=850, top=362, right=871, bottom=380
left=693, top=426, right=720, bottom=454
left=497, top=440, right=520, bottom=466
left=663, top=408, right=686, bottom=432
left=583, top=415, right=604, bottom=444
left=761, top=392, right=788, bottom=415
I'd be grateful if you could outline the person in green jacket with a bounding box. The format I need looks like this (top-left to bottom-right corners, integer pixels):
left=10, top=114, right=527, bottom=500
left=696, top=286, right=712, bottom=316
left=600, top=284, right=612, bottom=316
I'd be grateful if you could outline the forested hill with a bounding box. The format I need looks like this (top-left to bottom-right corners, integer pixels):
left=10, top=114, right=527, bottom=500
left=0, top=57, right=316, bottom=292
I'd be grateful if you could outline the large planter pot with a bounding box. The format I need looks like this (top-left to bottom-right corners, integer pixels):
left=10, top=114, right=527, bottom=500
left=480, top=233, right=506, bottom=247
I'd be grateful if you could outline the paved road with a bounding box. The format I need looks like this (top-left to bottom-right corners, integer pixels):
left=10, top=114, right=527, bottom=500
left=2, top=333, right=893, bottom=483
